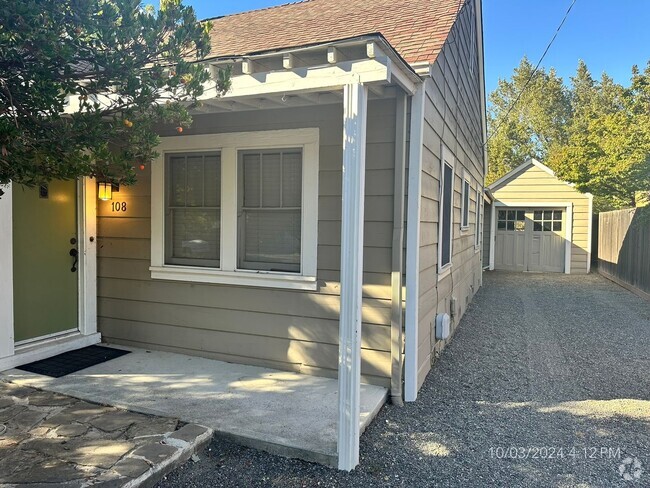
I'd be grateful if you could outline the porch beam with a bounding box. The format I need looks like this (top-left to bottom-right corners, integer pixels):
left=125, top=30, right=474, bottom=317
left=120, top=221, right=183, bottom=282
left=337, top=82, right=368, bottom=471
left=282, top=53, right=295, bottom=69
left=241, top=58, right=255, bottom=75
left=205, top=58, right=389, bottom=100
left=327, top=47, right=340, bottom=64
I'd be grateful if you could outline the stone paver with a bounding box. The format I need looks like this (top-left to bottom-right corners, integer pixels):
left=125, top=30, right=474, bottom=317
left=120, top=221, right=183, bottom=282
left=0, top=380, right=213, bottom=487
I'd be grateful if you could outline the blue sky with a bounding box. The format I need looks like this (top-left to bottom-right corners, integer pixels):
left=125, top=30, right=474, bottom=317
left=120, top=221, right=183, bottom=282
left=185, top=0, right=650, bottom=95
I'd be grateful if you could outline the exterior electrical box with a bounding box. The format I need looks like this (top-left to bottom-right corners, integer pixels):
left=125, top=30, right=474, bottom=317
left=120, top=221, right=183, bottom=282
left=435, top=313, right=451, bottom=341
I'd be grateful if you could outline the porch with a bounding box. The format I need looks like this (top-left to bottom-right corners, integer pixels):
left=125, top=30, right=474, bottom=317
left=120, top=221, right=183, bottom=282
left=2, top=346, right=388, bottom=467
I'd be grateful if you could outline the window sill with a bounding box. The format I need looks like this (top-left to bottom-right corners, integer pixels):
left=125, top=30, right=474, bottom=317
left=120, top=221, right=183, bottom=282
left=437, top=264, right=452, bottom=281
left=150, top=265, right=318, bottom=291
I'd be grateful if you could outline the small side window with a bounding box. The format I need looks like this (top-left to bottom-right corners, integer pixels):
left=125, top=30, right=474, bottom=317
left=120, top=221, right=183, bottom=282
left=438, top=147, right=454, bottom=271
left=461, top=178, right=470, bottom=229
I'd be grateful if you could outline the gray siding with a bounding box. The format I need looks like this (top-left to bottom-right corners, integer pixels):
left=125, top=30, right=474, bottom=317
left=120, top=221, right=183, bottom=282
left=414, top=1, right=485, bottom=388
left=98, top=99, right=397, bottom=387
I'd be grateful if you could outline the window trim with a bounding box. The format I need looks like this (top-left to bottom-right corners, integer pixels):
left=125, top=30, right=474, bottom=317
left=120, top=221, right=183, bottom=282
left=460, top=172, right=470, bottom=230
left=437, top=144, right=454, bottom=279
left=150, top=128, right=319, bottom=290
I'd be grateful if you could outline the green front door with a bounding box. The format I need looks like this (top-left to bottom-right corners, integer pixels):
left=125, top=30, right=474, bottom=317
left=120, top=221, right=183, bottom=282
left=13, top=181, right=79, bottom=342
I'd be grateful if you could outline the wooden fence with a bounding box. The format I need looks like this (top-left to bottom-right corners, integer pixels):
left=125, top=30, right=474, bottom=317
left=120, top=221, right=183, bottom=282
left=598, top=207, right=650, bottom=300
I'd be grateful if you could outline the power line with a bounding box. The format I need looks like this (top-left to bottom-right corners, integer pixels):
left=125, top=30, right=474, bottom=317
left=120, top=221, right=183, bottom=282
left=486, top=0, right=578, bottom=144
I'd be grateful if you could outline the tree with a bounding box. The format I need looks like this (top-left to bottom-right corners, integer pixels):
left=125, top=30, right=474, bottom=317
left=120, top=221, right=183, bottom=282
left=488, top=58, right=650, bottom=211
left=547, top=62, right=650, bottom=210
left=486, top=57, right=570, bottom=184
left=0, top=0, right=229, bottom=194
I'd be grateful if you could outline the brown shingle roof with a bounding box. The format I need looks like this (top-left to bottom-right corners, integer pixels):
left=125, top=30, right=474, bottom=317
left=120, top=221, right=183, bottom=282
left=205, top=0, right=464, bottom=65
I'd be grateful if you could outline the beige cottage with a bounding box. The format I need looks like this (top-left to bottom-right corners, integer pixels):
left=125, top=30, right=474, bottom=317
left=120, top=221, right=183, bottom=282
left=484, top=159, right=593, bottom=274
left=0, top=0, right=487, bottom=469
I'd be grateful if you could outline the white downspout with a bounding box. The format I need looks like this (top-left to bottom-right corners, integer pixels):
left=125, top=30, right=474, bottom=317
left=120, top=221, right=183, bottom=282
left=404, top=83, right=425, bottom=402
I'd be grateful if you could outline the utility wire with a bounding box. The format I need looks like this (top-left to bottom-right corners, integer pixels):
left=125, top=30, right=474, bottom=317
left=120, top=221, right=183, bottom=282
left=486, top=0, right=578, bottom=144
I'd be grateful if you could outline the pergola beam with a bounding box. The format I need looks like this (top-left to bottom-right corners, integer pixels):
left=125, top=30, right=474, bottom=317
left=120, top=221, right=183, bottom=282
left=204, top=57, right=390, bottom=100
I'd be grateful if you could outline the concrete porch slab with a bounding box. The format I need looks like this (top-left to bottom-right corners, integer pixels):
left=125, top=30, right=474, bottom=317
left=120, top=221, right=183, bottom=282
left=2, top=346, right=388, bottom=467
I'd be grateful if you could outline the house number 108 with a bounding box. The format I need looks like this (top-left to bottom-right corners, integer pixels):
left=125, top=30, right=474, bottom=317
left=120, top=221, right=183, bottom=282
left=111, top=202, right=127, bottom=212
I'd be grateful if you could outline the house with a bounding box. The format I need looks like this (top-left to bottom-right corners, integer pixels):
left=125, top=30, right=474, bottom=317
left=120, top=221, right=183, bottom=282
left=484, top=158, right=593, bottom=274
left=0, top=0, right=487, bottom=469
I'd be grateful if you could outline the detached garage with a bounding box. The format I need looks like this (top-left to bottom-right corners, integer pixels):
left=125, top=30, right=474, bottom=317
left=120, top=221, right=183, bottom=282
left=485, top=159, right=593, bottom=274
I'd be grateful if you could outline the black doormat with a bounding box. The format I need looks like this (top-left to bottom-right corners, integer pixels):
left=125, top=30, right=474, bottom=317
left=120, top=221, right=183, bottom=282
left=16, top=345, right=130, bottom=378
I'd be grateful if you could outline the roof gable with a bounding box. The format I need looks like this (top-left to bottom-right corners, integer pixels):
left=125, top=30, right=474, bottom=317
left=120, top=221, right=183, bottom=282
left=488, top=158, right=570, bottom=192
left=204, top=0, right=465, bottom=66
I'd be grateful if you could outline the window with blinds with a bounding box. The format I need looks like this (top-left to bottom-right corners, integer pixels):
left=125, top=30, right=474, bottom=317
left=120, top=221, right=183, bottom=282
left=238, top=149, right=302, bottom=273
left=165, top=152, right=221, bottom=267
left=440, top=159, right=454, bottom=269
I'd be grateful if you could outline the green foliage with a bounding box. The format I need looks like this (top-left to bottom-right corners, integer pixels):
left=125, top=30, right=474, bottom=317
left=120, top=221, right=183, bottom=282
left=0, top=0, right=229, bottom=191
left=488, top=58, right=650, bottom=212
left=486, top=57, right=570, bottom=183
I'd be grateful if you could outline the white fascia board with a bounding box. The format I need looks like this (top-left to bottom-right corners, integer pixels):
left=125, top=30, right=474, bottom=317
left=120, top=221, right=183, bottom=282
left=487, top=160, right=534, bottom=191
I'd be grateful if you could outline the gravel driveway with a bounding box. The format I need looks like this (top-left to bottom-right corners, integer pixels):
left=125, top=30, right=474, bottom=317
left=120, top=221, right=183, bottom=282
left=158, top=272, right=650, bottom=488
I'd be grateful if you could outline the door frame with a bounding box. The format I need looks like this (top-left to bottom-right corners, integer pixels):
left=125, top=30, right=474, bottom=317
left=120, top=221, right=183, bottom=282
left=0, top=178, right=100, bottom=370
left=489, top=201, right=573, bottom=274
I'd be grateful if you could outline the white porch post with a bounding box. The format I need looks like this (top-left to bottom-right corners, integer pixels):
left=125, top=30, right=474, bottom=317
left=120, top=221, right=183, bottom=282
left=0, top=184, right=14, bottom=359
left=338, top=82, right=368, bottom=471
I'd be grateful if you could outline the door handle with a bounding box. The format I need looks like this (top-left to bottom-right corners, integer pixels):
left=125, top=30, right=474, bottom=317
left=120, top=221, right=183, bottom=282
left=69, top=248, right=78, bottom=272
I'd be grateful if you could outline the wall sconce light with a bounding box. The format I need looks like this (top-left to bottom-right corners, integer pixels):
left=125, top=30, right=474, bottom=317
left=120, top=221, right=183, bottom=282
left=98, top=182, right=112, bottom=201
left=98, top=182, right=119, bottom=201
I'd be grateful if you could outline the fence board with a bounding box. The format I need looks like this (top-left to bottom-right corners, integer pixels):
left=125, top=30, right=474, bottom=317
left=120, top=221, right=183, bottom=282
left=598, top=207, right=650, bottom=299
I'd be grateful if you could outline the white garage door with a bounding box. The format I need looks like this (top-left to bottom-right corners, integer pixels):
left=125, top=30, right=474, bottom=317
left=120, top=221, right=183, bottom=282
left=495, top=208, right=565, bottom=273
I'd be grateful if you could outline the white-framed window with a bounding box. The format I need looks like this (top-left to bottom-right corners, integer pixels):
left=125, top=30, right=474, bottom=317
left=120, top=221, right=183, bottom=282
left=475, top=187, right=481, bottom=250
left=150, top=128, right=319, bottom=290
left=165, top=152, right=221, bottom=267
left=461, top=173, right=470, bottom=230
left=238, top=149, right=302, bottom=273
left=438, top=145, right=454, bottom=274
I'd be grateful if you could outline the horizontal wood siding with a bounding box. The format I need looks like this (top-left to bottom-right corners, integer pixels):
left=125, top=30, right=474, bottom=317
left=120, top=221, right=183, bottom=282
left=492, top=165, right=591, bottom=274
left=97, top=99, right=397, bottom=387
left=414, top=1, right=485, bottom=389
left=598, top=207, right=650, bottom=298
